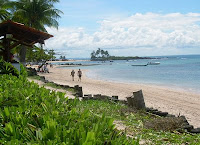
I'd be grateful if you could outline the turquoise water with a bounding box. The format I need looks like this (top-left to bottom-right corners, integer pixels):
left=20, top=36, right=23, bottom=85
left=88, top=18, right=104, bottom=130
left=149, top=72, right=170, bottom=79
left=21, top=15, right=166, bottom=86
left=58, top=55, right=200, bottom=93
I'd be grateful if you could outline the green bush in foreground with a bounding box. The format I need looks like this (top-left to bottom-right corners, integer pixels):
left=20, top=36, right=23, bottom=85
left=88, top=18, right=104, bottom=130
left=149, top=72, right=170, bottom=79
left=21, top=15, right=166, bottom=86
left=0, top=60, right=19, bottom=77
left=0, top=74, right=136, bottom=144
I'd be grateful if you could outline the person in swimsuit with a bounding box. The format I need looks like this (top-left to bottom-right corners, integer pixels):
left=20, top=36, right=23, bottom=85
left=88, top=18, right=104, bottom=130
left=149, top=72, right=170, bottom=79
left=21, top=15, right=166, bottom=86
left=71, top=70, right=75, bottom=81
left=77, top=69, right=82, bottom=81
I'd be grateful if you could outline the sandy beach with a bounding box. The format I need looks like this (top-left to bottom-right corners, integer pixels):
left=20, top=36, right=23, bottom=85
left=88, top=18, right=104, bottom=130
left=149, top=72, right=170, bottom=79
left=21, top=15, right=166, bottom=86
left=37, top=65, right=200, bottom=128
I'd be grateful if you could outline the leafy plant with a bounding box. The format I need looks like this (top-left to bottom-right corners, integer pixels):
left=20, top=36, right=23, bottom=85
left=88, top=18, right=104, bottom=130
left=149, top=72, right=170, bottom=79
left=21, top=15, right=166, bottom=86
left=2, top=69, right=200, bottom=144
left=0, top=59, right=19, bottom=77
left=0, top=74, right=135, bottom=144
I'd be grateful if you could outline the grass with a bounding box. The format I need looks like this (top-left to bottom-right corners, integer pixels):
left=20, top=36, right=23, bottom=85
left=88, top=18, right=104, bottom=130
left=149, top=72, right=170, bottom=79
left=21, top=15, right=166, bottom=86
left=76, top=100, right=200, bottom=144
left=28, top=75, right=41, bottom=80
left=28, top=75, right=77, bottom=94
left=0, top=74, right=136, bottom=144
left=44, top=82, right=77, bottom=94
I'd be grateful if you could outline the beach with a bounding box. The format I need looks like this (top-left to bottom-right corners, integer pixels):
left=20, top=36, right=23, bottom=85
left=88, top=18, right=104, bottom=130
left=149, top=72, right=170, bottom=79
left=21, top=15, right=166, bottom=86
left=37, top=65, right=200, bottom=128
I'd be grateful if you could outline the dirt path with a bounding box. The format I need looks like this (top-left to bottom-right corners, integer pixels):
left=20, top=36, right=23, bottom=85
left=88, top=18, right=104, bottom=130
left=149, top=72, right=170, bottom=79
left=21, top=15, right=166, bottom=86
left=28, top=78, right=75, bottom=99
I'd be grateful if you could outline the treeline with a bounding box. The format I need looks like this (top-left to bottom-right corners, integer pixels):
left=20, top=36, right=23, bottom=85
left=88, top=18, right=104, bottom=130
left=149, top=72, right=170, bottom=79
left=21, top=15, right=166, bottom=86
left=90, top=48, right=110, bottom=60
left=91, top=48, right=153, bottom=61
left=106, top=56, right=153, bottom=60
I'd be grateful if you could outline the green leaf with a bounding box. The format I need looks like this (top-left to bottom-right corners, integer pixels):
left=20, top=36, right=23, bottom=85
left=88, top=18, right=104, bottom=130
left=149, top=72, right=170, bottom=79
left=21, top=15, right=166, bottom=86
left=4, top=107, right=10, bottom=117
left=84, top=132, right=95, bottom=144
left=36, top=128, right=43, bottom=140
left=41, top=102, right=48, bottom=112
left=5, top=122, right=13, bottom=134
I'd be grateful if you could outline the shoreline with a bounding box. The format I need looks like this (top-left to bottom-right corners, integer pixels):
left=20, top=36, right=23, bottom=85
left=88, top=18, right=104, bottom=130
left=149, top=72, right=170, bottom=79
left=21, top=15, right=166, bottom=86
left=37, top=65, right=200, bottom=128
left=47, top=59, right=90, bottom=63
left=86, top=69, right=200, bottom=95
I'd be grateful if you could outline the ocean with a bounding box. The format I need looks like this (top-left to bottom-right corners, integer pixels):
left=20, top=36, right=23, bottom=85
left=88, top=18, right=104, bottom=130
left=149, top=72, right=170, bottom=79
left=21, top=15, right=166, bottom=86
left=56, top=55, right=200, bottom=93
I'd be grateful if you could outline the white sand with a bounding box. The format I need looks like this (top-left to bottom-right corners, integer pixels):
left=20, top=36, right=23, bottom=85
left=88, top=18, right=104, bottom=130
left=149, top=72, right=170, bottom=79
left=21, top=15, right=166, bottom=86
left=37, top=65, right=200, bottom=128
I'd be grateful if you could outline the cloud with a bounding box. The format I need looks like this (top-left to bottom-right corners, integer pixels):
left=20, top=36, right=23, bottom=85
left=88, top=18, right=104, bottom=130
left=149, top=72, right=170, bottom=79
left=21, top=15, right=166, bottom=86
left=44, top=13, right=200, bottom=57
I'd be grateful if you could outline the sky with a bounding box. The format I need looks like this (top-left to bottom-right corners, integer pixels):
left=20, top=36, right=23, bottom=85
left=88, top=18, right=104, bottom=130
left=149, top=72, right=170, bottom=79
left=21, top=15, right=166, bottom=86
left=44, top=0, right=200, bottom=58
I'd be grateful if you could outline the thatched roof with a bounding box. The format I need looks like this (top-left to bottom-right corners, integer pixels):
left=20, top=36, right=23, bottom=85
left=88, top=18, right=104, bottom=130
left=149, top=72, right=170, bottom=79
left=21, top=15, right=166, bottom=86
left=0, top=20, right=53, bottom=46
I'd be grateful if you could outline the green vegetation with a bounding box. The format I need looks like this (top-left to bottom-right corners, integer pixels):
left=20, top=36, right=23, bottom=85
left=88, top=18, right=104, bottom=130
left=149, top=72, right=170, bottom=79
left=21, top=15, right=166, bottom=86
left=1, top=66, right=200, bottom=144
left=0, top=74, right=136, bottom=144
left=26, top=47, right=56, bottom=62
left=0, top=59, right=19, bottom=77
left=106, top=56, right=153, bottom=61
left=91, top=48, right=110, bottom=60
left=91, top=48, right=153, bottom=61
left=77, top=101, right=200, bottom=144
left=11, top=0, right=62, bottom=32
left=44, top=82, right=77, bottom=94
left=11, top=0, right=62, bottom=62
left=0, top=0, right=10, bottom=21
left=59, top=55, right=68, bottom=61
left=0, top=57, right=199, bottom=144
left=27, top=72, right=77, bottom=94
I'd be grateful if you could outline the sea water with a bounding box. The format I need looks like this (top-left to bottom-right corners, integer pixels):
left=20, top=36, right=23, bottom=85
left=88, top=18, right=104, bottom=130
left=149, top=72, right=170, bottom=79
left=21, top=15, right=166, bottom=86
left=59, top=55, right=200, bottom=93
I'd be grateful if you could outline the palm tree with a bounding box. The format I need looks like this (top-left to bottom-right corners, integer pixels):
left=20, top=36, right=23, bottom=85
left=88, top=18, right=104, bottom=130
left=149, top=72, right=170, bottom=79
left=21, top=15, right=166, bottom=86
left=0, top=0, right=10, bottom=21
left=100, top=49, right=106, bottom=58
left=96, top=48, right=101, bottom=58
left=9, top=0, right=63, bottom=63
left=105, top=50, right=109, bottom=58
left=11, top=0, right=62, bottom=31
left=90, top=50, right=96, bottom=60
left=48, top=49, right=56, bottom=61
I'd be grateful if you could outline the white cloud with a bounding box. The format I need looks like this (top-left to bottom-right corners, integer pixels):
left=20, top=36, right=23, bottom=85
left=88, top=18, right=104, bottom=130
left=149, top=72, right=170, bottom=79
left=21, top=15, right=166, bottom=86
left=44, top=13, right=200, bottom=58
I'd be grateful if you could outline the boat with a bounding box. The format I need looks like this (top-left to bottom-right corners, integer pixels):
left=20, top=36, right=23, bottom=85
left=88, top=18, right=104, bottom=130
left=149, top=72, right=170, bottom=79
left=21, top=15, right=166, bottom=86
left=147, top=62, right=160, bottom=65
left=131, top=64, right=148, bottom=66
left=131, top=62, right=160, bottom=66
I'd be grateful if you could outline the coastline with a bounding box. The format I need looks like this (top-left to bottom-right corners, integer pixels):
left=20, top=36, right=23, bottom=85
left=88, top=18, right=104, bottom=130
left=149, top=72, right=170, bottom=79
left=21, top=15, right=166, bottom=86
left=37, top=65, right=200, bottom=128
left=86, top=69, right=200, bottom=95
left=47, top=59, right=90, bottom=63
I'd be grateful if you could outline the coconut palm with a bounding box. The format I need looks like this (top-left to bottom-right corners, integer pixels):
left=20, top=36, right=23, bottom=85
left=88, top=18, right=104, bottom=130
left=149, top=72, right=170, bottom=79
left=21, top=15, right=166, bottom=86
left=48, top=49, right=56, bottom=61
left=11, top=0, right=63, bottom=32
left=96, top=48, right=101, bottom=58
left=8, top=0, right=63, bottom=63
left=104, top=50, right=109, bottom=58
left=90, top=50, right=96, bottom=60
left=0, top=0, right=11, bottom=21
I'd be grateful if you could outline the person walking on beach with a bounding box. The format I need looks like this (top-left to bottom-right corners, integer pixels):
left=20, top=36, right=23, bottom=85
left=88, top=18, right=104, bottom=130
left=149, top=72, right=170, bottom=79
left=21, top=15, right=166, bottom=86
left=78, top=69, right=82, bottom=81
left=70, top=70, right=75, bottom=81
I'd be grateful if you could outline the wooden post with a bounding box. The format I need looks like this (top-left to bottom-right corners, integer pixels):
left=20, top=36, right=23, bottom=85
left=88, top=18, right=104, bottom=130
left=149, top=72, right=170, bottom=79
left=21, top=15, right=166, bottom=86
left=133, top=90, right=146, bottom=109
left=19, top=45, right=27, bottom=64
left=74, top=85, right=83, bottom=97
left=126, top=97, right=134, bottom=107
left=5, top=38, right=11, bottom=62
left=79, top=87, right=83, bottom=97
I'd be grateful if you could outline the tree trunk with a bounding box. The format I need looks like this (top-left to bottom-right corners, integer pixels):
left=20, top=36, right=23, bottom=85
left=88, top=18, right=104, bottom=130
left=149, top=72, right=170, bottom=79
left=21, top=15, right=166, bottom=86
left=19, top=45, right=27, bottom=64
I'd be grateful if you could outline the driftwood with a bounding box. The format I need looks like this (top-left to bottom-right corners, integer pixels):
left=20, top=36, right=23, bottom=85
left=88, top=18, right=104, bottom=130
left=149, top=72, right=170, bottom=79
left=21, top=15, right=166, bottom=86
left=74, top=85, right=83, bottom=97
left=126, top=90, right=146, bottom=109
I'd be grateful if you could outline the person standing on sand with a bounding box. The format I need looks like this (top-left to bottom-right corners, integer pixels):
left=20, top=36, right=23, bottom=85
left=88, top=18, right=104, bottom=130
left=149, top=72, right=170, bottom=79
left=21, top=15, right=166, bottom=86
left=78, top=69, right=82, bottom=81
left=70, top=70, right=75, bottom=81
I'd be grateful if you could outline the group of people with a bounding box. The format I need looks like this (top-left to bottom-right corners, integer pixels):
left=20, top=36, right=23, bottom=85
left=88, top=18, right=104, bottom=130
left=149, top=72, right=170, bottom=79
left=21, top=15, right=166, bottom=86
left=37, top=63, right=49, bottom=73
left=71, top=69, right=82, bottom=81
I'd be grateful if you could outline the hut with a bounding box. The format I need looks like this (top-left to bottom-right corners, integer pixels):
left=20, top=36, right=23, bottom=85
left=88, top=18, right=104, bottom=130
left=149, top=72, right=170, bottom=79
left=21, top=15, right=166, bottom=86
left=0, top=20, right=53, bottom=63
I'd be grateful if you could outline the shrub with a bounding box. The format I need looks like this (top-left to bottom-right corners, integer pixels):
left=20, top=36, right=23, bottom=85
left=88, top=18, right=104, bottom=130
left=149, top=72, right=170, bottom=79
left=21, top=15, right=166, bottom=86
left=0, top=74, right=135, bottom=144
left=0, top=59, right=19, bottom=77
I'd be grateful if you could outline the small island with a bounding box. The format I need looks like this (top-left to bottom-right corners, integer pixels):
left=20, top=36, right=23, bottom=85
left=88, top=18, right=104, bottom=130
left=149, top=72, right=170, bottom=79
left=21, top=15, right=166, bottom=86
left=90, top=48, right=155, bottom=61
